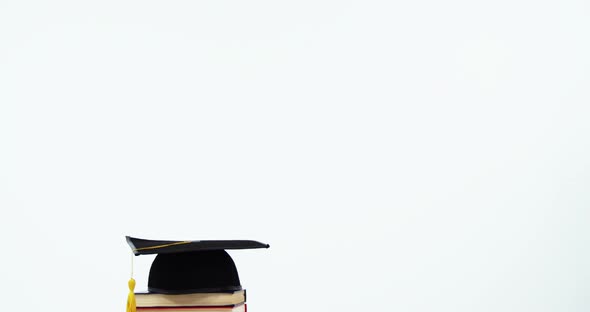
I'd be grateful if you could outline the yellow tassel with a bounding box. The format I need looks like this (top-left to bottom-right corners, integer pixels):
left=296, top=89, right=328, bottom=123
left=127, top=278, right=136, bottom=312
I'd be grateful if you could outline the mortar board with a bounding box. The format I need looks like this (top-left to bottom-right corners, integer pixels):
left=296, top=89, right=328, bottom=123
left=125, top=236, right=269, bottom=294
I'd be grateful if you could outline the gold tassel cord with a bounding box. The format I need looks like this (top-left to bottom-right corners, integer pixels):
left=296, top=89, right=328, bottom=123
left=132, top=241, right=192, bottom=252
left=127, top=252, right=136, bottom=312
left=127, top=278, right=136, bottom=312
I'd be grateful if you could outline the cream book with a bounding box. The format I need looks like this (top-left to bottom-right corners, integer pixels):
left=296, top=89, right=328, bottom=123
left=135, top=290, right=246, bottom=307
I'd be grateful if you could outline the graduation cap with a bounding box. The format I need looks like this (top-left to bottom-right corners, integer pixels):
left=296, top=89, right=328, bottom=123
left=125, top=236, right=269, bottom=312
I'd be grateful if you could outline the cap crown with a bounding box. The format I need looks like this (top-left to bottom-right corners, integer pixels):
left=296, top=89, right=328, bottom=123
left=148, top=250, right=241, bottom=294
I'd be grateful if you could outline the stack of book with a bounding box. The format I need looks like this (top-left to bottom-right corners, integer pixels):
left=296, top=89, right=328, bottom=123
left=136, top=289, right=247, bottom=312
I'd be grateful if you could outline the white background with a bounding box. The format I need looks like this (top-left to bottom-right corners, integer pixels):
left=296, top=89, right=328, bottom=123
left=1, top=1, right=589, bottom=312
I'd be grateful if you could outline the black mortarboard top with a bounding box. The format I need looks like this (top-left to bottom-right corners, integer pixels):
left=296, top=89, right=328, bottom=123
left=126, top=236, right=269, bottom=294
